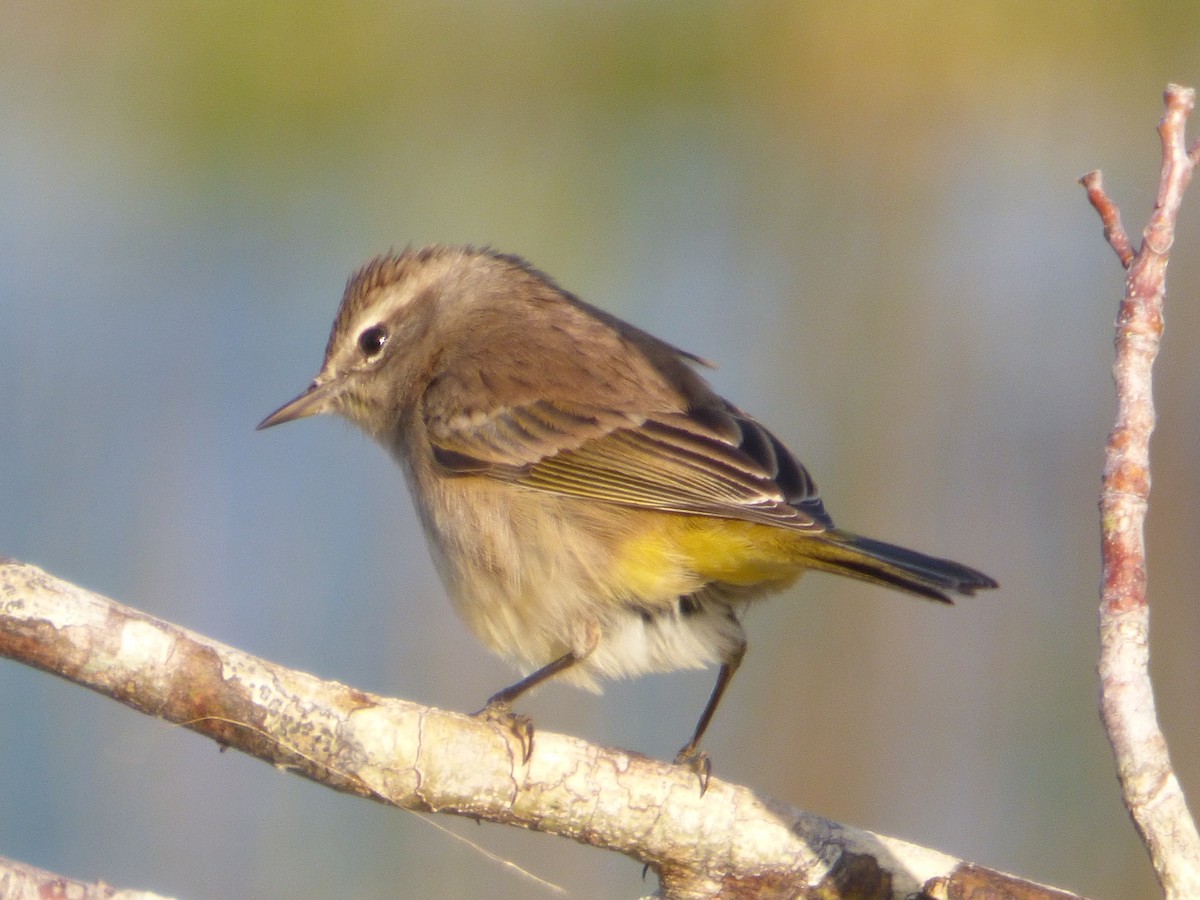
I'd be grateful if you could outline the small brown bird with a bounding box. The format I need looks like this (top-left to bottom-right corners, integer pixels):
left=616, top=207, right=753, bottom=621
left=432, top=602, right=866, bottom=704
left=259, top=245, right=996, bottom=778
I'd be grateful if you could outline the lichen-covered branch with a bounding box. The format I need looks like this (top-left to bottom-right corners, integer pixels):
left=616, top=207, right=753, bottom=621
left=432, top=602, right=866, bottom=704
left=0, top=557, right=1080, bottom=899
left=1083, top=83, right=1200, bottom=899
left=0, top=855, right=171, bottom=900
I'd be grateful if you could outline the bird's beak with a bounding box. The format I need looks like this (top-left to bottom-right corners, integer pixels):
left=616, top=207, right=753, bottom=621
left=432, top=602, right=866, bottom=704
left=257, top=377, right=342, bottom=430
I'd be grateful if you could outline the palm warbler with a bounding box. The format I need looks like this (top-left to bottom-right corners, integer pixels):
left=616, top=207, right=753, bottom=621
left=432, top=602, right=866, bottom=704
left=259, top=245, right=996, bottom=775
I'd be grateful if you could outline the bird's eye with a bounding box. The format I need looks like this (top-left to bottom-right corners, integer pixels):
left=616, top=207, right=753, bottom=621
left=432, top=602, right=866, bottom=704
left=357, top=324, right=388, bottom=359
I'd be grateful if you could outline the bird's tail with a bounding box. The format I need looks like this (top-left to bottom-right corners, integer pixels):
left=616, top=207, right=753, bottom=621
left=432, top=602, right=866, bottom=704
left=796, top=529, right=998, bottom=603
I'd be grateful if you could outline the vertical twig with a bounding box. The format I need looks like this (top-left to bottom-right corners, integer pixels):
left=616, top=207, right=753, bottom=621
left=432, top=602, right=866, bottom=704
left=1083, top=83, right=1200, bottom=899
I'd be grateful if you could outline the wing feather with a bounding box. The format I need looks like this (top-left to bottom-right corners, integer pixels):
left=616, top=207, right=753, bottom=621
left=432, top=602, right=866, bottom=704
left=418, top=291, right=830, bottom=531
left=427, top=395, right=830, bottom=532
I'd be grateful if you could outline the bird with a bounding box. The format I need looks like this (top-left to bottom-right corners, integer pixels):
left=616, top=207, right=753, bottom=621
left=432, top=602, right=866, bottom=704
left=258, top=245, right=997, bottom=782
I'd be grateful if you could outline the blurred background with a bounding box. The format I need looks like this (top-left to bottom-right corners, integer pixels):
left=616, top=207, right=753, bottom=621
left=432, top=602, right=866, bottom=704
left=2, top=3, right=1198, bottom=897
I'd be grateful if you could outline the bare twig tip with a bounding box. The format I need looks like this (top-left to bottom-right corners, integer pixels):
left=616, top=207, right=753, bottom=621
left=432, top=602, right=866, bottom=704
left=1080, top=169, right=1135, bottom=268
left=1165, top=83, right=1196, bottom=105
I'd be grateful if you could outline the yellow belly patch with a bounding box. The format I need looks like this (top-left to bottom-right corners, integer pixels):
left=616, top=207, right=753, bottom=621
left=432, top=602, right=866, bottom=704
left=613, top=514, right=803, bottom=601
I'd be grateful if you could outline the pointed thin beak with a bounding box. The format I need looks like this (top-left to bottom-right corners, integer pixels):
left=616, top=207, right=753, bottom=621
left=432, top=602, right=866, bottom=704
left=257, top=378, right=342, bottom=430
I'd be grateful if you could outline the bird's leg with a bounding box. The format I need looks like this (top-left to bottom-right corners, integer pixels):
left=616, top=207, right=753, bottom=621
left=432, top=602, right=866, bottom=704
left=476, top=622, right=600, bottom=763
left=482, top=650, right=580, bottom=709
left=675, top=636, right=747, bottom=794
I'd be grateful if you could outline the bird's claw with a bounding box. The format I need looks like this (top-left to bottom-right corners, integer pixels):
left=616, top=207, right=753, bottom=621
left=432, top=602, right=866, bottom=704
left=674, top=746, right=712, bottom=795
left=475, top=701, right=535, bottom=763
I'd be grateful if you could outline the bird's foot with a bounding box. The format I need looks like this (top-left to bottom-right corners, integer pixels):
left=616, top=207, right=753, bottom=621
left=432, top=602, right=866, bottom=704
left=474, top=700, right=535, bottom=764
left=674, top=745, right=713, bottom=795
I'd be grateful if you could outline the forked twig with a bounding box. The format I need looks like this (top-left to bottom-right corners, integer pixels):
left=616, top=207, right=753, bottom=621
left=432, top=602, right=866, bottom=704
left=1083, top=83, right=1200, bottom=899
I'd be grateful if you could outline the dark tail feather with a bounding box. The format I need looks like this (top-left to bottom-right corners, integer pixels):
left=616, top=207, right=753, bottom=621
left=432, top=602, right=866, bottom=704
left=797, top=529, right=998, bottom=603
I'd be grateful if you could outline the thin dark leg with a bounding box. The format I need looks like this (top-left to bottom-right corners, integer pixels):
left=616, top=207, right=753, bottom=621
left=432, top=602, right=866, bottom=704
left=675, top=640, right=746, bottom=761
left=483, top=651, right=580, bottom=710
left=674, top=637, right=746, bottom=793
left=476, top=625, right=600, bottom=763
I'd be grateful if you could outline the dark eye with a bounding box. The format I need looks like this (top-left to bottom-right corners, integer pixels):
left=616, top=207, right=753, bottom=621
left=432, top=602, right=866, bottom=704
left=357, top=324, right=388, bottom=359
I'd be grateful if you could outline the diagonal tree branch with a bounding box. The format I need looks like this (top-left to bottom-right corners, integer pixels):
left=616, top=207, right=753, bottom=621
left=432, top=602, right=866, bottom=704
left=0, top=557, right=1080, bottom=899
left=0, top=854, right=172, bottom=900
left=1082, top=82, right=1200, bottom=900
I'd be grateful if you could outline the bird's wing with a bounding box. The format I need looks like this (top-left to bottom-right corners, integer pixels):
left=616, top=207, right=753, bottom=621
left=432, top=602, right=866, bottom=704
left=423, top=391, right=831, bottom=532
